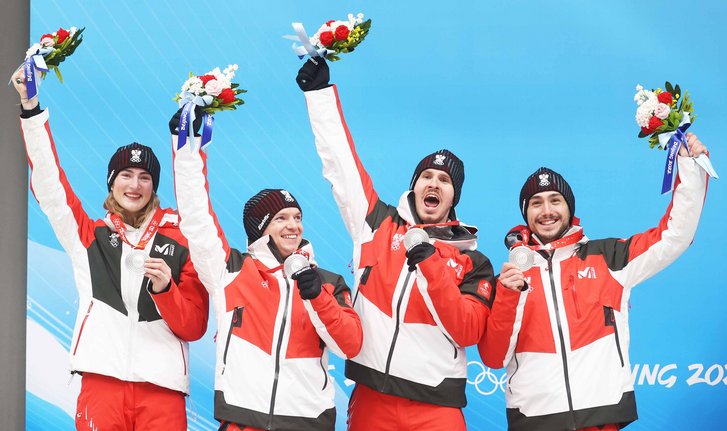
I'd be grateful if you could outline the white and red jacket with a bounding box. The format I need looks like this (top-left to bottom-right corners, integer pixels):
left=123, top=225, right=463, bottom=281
left=172, top=138, right=363, bottom=431
left=479, top=156, right=709, bottom=431
left=303, top=85, right=496, bottom=408
left=21, top=109, right=209, bottom=395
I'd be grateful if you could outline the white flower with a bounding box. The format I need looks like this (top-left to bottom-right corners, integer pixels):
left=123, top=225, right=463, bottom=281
left=181, top=77, right=203, bottom=95
left=634, top=87, right=656, bottom=107
left=204, top=79, right=224, bottom=96
left=222, top=64, right=238, bottom=78
left=654, top=103, right=671, bottom=120
left=70, top=26, right=78, bottom=36
left=40, top=37, right=55, bottom=48
left=635, top=101, right=657, bottom=127
left=25, top=43, right=42, bottom=58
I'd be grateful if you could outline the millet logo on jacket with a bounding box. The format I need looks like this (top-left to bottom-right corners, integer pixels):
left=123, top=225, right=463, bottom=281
left=577, top=267, right=597, bottom=279
left=154, top=243, right=175, bottom=256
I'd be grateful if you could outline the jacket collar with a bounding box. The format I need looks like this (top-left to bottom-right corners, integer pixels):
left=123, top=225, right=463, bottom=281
left=397, top=191, right=478, bottom=251
left=247, top=235, right=317, bottom=270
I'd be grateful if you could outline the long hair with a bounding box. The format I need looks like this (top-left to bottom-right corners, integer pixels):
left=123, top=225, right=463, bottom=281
left=103, top=192, right=160, bottom=228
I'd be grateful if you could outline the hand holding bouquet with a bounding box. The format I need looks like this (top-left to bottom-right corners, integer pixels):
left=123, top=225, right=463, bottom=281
left=633, top=82, right=717, bottom=193
left=173, top=64, right=246, bottom=150
left=11, top=26, right=84, bottom=99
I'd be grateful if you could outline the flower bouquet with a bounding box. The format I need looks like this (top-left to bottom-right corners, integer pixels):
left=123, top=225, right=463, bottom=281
left=285, top=13, right=371, bottom=61
left=173, top=64, right=246, bottom=150
left=15, top=26, right=84, bottom=99
left=633, top=82, right=717, bottom=193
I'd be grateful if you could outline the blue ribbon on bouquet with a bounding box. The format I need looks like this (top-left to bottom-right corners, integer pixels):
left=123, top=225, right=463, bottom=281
left=283, top=23, right=333, bottom=60
left=13, top=45, right=52, bottom=99
left=660, top=124, right=690, bottom=194
left=176, top=92, right=214, bottom=150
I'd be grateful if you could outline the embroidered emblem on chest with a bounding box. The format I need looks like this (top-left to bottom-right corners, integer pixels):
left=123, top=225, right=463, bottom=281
left=109, top=233, right=120, bottom=248
left=391, top=233, right=404, bottom=251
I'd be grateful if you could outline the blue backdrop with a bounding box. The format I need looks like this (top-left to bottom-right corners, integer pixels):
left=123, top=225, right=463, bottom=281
left=23, top=1, right=726, bottom=430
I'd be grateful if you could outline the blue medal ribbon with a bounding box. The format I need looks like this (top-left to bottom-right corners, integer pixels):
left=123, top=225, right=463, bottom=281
left=176, top=102, right=195, bottom=150
left=201, top=114, right=214, bottom=149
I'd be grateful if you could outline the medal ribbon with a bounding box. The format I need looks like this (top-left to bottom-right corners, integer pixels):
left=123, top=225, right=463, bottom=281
left=511, top=225, right=584, bottom=252
left=109, top=208, right=164, bottom=250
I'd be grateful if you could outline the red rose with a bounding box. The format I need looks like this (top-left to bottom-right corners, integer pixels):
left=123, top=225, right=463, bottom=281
left=641, top=116, right=664, bottom=135
left=56, top=28, right=70, bottom=44
left=319, top=31, right=334, bottom=47
left=218, top=88, right=236, bottom=104
left=40, top=33, right=54, bottom=41
left=198, top=74, right=216, bottom=85
left=334, top=25, right=350, bottom=41
left=657, top=91, right=673, bottom=105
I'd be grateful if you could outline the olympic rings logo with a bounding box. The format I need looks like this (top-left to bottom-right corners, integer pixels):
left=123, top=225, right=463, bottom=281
left=467, top=360, right=508, bottom=396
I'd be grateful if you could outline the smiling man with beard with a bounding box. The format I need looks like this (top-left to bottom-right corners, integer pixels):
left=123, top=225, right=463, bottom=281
left=297, top=58, right=522, bottom=431
left=479, top=137, right=710, bottom=431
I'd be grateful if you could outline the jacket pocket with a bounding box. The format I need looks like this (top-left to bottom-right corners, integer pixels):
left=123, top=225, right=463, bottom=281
left=222, top=306, right=244, bottom=374
left=603, top=306, right=624, bottom=367
left=72, top=301, right=94, bottom=356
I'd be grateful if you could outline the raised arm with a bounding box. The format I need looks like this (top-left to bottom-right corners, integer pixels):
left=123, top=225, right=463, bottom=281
left=171, top=117, right=234, bottom=293
left=299, top=60, right=382, bottom=243
left=611, top=134, right=709, bottom=289
left=14, top=68, right=96, bottom=260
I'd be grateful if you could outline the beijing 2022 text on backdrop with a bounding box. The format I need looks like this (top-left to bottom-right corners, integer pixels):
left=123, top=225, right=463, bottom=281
left=22, top=1, right=726, bottom=430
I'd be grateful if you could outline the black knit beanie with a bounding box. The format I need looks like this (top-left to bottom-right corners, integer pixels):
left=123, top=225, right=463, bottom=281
left=243, top=189, right=302, bottom=245
left=519, top=167, right=575, bottom=222
left=409, top=149, right=465, bottom=206
left=107, top=143, right=161, bottom=192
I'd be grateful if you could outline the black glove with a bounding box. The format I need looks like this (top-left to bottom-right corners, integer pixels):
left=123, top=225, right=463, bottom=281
left=296, top=57, right=330, bottom=92
left=406, top=242, right=437, bottom=272
left=169, top=105, right=203, bottom=136
left=291, top=267, right=322, bottom=300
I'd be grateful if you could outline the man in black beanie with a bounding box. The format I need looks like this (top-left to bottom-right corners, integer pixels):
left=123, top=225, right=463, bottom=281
left=479, top=136, right=711, bottom=431
left=297, top=58, right=522, bottom=431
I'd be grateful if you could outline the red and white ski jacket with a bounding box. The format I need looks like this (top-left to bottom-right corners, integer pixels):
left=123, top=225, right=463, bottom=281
left=21, top=109, right=209, bottom=395
left=478, top=156, right=709, bottom=431
left=172, top=137, right=363, bottom=431
left=303, top=85, right=496, bottom=408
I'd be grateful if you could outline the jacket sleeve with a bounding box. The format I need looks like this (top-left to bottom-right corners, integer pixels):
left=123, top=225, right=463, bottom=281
left=150, top=250, right=210, bottom=342
left=172, top=136, right=234, bottom=295
left=477, top=282, right=528, bottom=369
left=21, top=109, right=96, bottom=273
left=302, top=271, right=363, bottom=359
left=415, top=249, right=495, bottom=347
left=303, top=85, right=381, bottom=243
left=611, top=154, right=709, bottom=289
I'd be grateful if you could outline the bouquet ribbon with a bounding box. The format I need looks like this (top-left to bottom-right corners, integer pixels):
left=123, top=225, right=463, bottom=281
left=657, top=113, right=719, bottom=194
left=283, top=23, right=332, bottom=59
left=14, top=45, right=52, bottom=99
left=177, top=93, right=214, bottom=150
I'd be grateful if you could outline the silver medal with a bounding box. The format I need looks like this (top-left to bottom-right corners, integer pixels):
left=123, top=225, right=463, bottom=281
left=508, top=246, right=534, bottom=271
left=125, top=250, right=149, bottom=274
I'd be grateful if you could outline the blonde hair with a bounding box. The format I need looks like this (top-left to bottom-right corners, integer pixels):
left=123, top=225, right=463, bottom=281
left=103, top=192, right=160, bottom=228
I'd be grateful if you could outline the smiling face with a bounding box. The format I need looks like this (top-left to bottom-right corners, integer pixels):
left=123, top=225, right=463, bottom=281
left=413, top=168, right=455, bottom=225
left=262, top=207, right=303, bottom=259
left=110, top=167, right=154, bottom=217
left=526, top=191, right=571, bottom=244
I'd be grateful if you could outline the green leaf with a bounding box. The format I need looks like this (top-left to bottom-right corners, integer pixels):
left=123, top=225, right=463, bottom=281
left=53, top=66, right=63, bottom=83
left=665, top=81, right=674, bottom=93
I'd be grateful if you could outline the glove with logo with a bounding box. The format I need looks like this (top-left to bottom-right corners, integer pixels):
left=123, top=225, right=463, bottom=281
left=291, top=267, right=323, bottom=300
left=406, top=242, right=437, bottom=272
left=169, top=105, right=203, bottom=136
left=296, top=57, right=330, bottom=92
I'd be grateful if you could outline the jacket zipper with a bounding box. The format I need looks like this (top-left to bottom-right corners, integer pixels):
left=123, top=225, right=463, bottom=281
left=319, top=356, right=329, bottom=390
left=179, top=341, right=187, bottom=375
left=606, top=306, right=625, bottom=367
left=569, top=274, right=582, bottom=319
left=72, top=301, right=94, bottom=355
left=222, top=306, right=244, bottom=375
left=546, top=255, right=576, bottom=429
left=267, top=279, right=292, bottom=431
left=383, top=270, right=413, bottom=391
